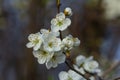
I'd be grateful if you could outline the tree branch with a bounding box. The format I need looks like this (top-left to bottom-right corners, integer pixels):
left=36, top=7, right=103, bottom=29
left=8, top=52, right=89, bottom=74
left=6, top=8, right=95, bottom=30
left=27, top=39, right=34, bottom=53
left=56, top=0, right=61, bottom=13
left=65, top=59, right=90, bottom=80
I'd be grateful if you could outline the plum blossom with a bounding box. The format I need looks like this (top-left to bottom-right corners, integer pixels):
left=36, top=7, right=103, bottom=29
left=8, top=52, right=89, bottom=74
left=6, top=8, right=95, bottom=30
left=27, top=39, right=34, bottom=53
left=75, top=55, right=101, bottom=74
left=46, top=51, right=66, bottom=69
left=61, top=35, right=80, bottom=51
left=51, top=12, right=71, bottom=32
left=33, top=49, right=53, bottom=64
left=83, top=60, right=101, bottom=73
left=26, top=32, right=43, bottom=51
left=59, top=70, right=85, bottom=80
left=43, top=34, right=62, bottom=52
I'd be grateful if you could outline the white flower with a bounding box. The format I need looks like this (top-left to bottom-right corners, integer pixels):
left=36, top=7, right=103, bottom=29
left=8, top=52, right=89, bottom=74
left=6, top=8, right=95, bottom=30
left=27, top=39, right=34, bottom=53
left=76, top=55, right=86, bottom=67
left=43, top=34, right=62, bottom=52
left=62, top=35, right=80, bottom=51
left=59, top=70, right=86, bottom=80
left=83, top=60, right=100, bottom=73
left=51, top=12, right=71, bottom=32
left=62, top=35, right=74, bottom=50
left=75, top=55, right=101, bottom=74
left=64, top=7, right=73, bottom=16
left=33, top=50, right=53, bottom=64
left=26, top=32, right=43, bottom=51
left=46, top=51, right=66, bottom=69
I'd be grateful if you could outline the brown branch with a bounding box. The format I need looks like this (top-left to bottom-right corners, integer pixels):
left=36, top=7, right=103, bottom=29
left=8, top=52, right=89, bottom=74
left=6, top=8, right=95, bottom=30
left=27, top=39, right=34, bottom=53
left=102, top=61, right=120, bottom=79
left=84, top=69, right=103, bottom=80
left=59, top=30, right=63, bottom=40
left=56, top=0, right=61, bottom=13
left=65, top=59, right=90, bottom=80
left=114, top=77, right=120, bottom=80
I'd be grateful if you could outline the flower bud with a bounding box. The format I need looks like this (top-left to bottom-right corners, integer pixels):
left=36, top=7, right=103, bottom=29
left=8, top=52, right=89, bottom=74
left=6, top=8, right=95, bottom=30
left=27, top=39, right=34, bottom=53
left=64, top=7, right=72, bottom=16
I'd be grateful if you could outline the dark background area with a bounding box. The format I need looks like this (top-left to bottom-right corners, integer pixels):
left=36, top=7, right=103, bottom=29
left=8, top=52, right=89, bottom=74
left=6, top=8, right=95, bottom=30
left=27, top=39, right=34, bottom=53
left=0, top=0, right=120, bottom=80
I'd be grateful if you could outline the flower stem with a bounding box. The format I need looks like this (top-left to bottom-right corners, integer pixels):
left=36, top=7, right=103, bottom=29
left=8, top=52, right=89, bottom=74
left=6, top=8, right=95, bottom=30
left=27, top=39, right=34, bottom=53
left=56, top=0, right=62, bottom=40
left=56, top=0, right=61, bottom=13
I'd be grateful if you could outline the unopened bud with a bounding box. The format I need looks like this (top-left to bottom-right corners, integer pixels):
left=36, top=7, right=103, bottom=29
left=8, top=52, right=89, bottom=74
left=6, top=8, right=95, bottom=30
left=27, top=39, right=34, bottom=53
left=64, top=7, right=72, bottom=16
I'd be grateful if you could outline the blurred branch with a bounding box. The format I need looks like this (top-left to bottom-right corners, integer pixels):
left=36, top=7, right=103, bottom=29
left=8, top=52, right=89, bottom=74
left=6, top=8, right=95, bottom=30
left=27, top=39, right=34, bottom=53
left=114, top=77, right=120, bottom=80
left=102, top=61, right=120, bottom=79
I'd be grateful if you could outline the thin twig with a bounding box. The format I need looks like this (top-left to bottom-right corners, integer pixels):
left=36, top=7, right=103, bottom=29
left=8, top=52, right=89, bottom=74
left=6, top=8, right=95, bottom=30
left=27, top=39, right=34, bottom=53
left=102, top=61, right=120, bottom=79
left=56, top=0, right=62, bottom=40
left=114, top=77, right=120, bottom=80
left=59, top=30, right=62, bottom=40
left=65, top=60, right=90, bottom=80
left=56, top=0, right=61, bottom=13
left=84, top=69, right=103, bottom=80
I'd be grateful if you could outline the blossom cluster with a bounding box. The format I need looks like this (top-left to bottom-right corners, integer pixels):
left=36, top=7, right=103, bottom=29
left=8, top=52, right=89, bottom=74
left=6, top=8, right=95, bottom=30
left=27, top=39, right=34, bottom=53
left=26, top=7, right=101, bottom=80
left=26, top=7, right=80, bottom=69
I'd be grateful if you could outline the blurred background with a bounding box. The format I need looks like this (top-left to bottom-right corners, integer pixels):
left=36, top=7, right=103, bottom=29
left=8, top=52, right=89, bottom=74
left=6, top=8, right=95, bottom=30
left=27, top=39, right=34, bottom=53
left=0, top=0, right=120, bottom=80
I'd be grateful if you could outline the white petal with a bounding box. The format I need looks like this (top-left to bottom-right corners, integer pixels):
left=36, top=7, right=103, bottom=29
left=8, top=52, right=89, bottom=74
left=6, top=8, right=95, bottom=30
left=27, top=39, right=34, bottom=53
left=51, top=18, right=58, bottom=25
left=74, top=38, right=80, bottom=46
left=26, top=42, right=34, bottom=48
left=37, top=57, right=46, bottom=64
left=59, top=71, right=69, bottom=80
left=40, top=29, right=49, bottom=34
left=28, top=34, right=35, bottom=41
left=53, top=32, right=60, bottom=37
left=52, top=61, right=58, bottom=68
left=51, top=25, right=60, bottom=32
left=59, top=24, right=68, bottom=31
left=59, top=18, right=71, bottom=31
left=64, top=18, right=71, bottom=26
left=46, top=61, right=53, bottom=69
left=56, top=12, right=65, bottom=21
left=69, top=70, right=84, bottom=80
left=33, top=43, right=41, bottom=51
left=76, top=55, right=86, bottom=66
left=33, top=51, right=40, bottom=58
left=83, top=61, right=99, bottom=73
left=53, top=38, right=62, bottom=51
left=56, top=53, right=66, bottom=64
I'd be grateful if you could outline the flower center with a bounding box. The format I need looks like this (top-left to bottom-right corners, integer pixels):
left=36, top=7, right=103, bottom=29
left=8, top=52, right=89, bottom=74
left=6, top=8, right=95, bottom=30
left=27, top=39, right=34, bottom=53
left=68, top=76, right=73, bottom=80
left=48, top=42, right=53, bottom=48
left=34, top=39, right=40, bottom=44
left=57, top=21, right=63, bottom=26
